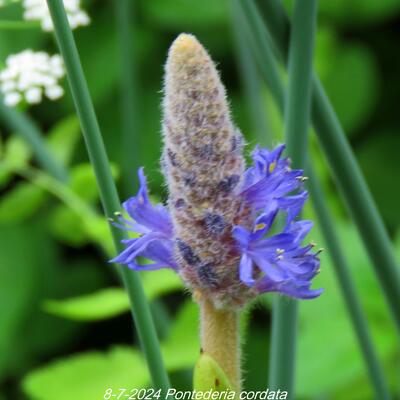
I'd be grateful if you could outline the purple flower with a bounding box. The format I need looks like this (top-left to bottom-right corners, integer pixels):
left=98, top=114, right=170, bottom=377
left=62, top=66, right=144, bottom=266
left=111, top=144, right=322, bottom=303
left=110, top=168, right=178, bottom=271
left=240, top=144, right=306, bottom=223
left=232, top=206, right=322, bottom=299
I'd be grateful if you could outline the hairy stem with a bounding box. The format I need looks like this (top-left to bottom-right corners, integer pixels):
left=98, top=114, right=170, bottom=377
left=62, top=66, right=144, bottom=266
left=199, top=297, right=241, bottom=391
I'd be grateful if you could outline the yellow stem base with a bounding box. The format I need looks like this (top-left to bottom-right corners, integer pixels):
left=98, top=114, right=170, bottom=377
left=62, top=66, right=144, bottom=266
left=199, top=297, right=241, bottom=392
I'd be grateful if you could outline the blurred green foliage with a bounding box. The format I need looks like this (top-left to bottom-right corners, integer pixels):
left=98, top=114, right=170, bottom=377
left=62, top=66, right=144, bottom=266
left=0, top=0, right=399, bottom=399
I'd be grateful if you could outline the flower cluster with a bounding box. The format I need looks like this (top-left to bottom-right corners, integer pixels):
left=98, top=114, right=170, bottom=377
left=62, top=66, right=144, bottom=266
left=111, top=34, right=322, bottom=308
left=23, top=0, right=90, bottom=31
left=0, top=50, right=65, bottom=107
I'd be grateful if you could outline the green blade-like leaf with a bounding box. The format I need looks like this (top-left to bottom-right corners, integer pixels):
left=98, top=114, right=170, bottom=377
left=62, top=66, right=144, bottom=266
left=43, top=288, right=130, bottom=321
left=0, top=182, right=45, bottom=223
left=43, top=270, right=182, bottom=321
left=22, top=347, right=148, bottom=400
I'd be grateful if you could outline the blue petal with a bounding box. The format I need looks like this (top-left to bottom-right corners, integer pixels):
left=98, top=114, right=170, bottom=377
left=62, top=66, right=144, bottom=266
left=232, top=225, right=252, bottom=249
left=110, top=168, right=178, bottom=272
left=239, top=254, right=255, bottom=285
left=122, top=169, right=172, bottom=236
left=256, top=277, right=323, bottom=299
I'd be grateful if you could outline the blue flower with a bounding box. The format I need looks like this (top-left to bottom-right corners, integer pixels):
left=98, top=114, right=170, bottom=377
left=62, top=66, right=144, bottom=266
left=111, top=145, right=322, bottom=303
left=232, top=206, right=322, bottom=299
left=240, top=144, right=306, bottom=224
left=110, top=168, right=178, bottom=271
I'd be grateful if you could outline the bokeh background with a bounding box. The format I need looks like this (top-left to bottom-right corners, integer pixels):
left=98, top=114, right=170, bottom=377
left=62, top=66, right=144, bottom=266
left=0, top=0, right=399, bottom=399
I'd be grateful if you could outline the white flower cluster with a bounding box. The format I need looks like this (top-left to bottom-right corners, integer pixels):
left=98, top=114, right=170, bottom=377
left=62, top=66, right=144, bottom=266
left=0, top=50, right=65, bottom=106
left=23, top=0, right=90, bottom=31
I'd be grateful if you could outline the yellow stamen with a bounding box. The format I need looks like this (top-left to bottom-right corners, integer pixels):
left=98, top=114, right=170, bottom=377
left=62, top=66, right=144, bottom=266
left=269, top=161, right=276, bottom=173
left=254, top=223, right=266, bottom=232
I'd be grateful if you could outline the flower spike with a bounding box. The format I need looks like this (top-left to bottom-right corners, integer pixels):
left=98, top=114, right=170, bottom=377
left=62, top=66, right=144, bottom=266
left=111, top=34, right=322, bottom=308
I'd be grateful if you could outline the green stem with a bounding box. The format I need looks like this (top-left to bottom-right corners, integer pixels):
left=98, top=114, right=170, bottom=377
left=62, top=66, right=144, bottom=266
left=230, top=0, right=270, bottom=146
left=45, top=0, right=170, bottom=391
left=0, top=102, right=69, bottom=182
left=268, top=0, right=317, bottom=395
left=307, top=167, right=391, bottom=400
left=241, top=1, right=393, bottom=396
left=114, top=0, right=140, bottom=195
left=239, top=1, right=284, bottom=111
left=255, top=0, right=400, bottom=335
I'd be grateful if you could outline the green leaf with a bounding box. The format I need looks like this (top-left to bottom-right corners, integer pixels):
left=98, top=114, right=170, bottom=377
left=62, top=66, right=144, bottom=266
left=193, top=354, right=233, bottom=391
left=22, top=347, right=148, bottom=400
left=69, top=163, right=98, bottom=201
left=296, top=221, right=398, bottom=398
left=69, top=162, right=119, bottom=202
left=48, top=205, right=90, bottom=247
left=42, top=270, right=183, bottom=321
left=0, top=136, right=31, bottom=186
left=142, top=268, right=183, bottom=301
left=43, top=288, right=129, bottom=321
left=0, top=225, right=38, bottom=378
left=357, top=130, right=400, bottom=226
left=316, top=32, right=379, bottom=134
left=0, top=182, right=45, bottom=224
left=46, top=115, right=80, bottom=166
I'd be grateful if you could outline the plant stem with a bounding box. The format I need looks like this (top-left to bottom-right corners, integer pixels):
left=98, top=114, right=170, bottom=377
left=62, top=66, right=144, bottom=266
left=307, top=167, right=391, bottom=400
left=255, top=0, right=400, bottom=335
left=268, top=298, right=297, bottom=392
left=268, top=0, right=318, bottom=395
left=238, top=1, right=284, bottom=111
left=230, top=0, right=270, bottom=146
left=240, top=1, right=393, bottom=396
left=114, top=0, right=140, bottom=196
left=45, top=0, right=170, bottom=391
left=199, top=297, right=240, bottom=391
left=0, top=102, right=69, bottom=182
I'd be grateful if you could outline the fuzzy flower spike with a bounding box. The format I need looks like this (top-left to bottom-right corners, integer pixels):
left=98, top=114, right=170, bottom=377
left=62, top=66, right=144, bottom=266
left=112, top=34, right=322, bottom=308
left=111, top=33, right=322, bottom=390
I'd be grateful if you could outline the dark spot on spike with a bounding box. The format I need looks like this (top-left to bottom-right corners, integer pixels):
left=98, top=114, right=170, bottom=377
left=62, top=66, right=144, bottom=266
left=183, top=173, right=196, bottom=187
left=175, top=198, right=185, bottom=209
left=176, top=239, right=200, bottom=266
left=167, top=148, right=178, bottom=167
left=200, top=347, right=204, bottom=354
left=198, top=144, right=213, bottom=159
left=197, top=263, right=220, bottom=288
left=218, top=175, right=240, bottom=193
left=189, top=90, right=200, bottom=100
left=215, top=378, right=220, bottom=387
left=204, top=212, right=227, bottom=236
